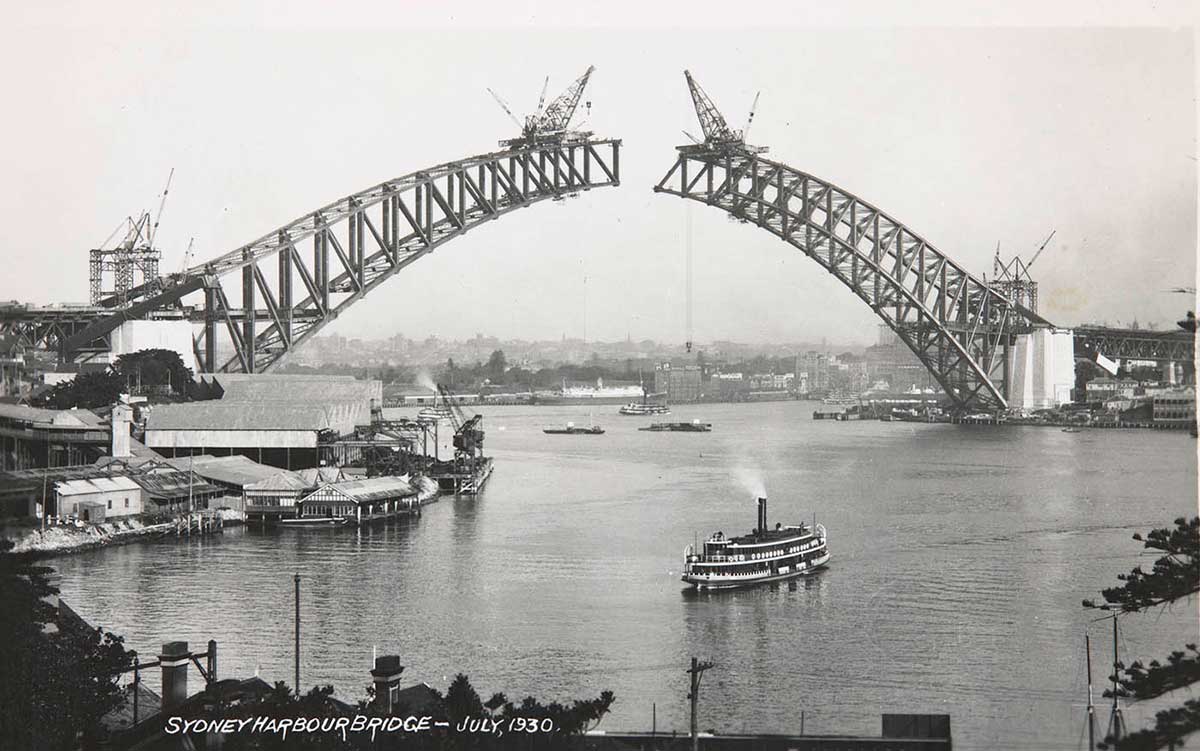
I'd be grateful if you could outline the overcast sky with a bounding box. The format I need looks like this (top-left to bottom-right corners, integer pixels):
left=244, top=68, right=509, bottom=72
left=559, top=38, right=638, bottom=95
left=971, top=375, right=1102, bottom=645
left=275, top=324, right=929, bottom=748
left=2, top=2, right=1196, bottom=347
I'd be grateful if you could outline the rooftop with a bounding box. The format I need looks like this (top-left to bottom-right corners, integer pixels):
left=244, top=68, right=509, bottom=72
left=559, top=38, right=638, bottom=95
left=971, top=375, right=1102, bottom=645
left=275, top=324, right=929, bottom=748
left=146, top=402, right=336, bottom=431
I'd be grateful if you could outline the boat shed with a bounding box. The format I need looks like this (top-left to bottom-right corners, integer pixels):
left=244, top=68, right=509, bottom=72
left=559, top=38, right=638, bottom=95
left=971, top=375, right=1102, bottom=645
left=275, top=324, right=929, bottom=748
left=54, top=476, right=144, bottom=521
left=128, top=468, right=226, bottom=514
left=297, top=476, right=418, bottom=524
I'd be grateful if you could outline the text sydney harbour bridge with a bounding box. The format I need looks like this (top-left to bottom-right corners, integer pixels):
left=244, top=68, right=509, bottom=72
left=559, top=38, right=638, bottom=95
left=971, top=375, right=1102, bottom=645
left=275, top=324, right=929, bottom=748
left=0, top=66, right=1191, bottom=412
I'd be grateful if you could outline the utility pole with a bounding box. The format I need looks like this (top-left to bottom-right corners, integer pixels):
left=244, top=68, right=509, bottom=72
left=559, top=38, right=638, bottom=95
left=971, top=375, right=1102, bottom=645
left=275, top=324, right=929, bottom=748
left=294, top=573, right=301, bottom=697
left=1086, top=633, right=1096, bottom=751
left=687, top=657, right=714, bottom=751
left=1108, top=616, right=1125, bottom=744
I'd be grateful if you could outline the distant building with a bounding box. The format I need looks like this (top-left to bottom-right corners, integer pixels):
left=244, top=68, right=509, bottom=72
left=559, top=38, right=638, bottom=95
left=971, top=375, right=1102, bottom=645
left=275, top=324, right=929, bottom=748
left=654, top=362, right=702, bottom=402
left=1085, top=378, right=1138, bottom=403
left=1153, top=388, right=1195, bottom=426
left=798, top=351, right=830, bottom=392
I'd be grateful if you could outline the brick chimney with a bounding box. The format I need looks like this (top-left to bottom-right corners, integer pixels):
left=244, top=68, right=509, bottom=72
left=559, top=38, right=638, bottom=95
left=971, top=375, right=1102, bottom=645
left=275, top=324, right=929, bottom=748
left=370, top=655, right=405, bottom=714
left=159, top=641, right=191, bottom=711
left=111, top=403, right=132, bottom=459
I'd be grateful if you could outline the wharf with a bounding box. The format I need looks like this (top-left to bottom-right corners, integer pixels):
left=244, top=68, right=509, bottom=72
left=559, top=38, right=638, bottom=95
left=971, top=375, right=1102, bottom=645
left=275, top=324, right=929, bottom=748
left=428, top=457, right=494, bottom=495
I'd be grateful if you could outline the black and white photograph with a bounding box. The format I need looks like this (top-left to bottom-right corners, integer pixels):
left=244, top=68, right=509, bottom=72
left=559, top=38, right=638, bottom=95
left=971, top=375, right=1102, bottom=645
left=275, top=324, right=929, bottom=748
left=1, top=2, right=1197, bottom=750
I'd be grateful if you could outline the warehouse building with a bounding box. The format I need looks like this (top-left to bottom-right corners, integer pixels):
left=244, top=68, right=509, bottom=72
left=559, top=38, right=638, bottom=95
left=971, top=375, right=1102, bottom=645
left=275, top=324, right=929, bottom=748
left=144, top=374, right=382, bottom=470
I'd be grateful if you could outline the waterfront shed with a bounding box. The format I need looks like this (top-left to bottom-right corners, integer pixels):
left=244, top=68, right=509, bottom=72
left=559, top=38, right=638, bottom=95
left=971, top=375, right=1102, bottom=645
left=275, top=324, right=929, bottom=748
left=54, top=476, right=144, bottom=521
left=297, top=476, right=417, bottom=523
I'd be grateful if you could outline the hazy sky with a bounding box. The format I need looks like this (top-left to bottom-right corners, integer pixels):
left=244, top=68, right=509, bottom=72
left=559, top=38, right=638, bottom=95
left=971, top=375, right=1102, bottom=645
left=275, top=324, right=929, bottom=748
left=2, top=2, right=1196, bottom=347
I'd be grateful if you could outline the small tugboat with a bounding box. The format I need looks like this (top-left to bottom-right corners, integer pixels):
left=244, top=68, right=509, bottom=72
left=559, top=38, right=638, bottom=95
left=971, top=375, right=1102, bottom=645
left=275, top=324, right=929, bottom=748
left=639, top=419, right=712, bottom=432
left=544, top=421, right=605, bottom=435
left=417, top=405, right=453, bottom=421
left=682, top=497, right=829, bottom=590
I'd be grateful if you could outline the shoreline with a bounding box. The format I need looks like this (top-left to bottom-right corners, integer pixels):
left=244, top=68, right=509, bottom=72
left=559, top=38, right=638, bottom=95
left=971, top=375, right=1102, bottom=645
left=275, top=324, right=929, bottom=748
left=4, top=510, right=243, bottom=561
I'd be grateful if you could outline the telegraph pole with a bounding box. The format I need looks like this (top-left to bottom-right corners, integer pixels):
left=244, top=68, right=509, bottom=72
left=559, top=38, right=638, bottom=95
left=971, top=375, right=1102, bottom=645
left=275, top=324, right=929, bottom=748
left=294, top=573, right=301, bottom=697
left=1108, top=616, right=1125, bottom=743
left=687, top=657, right=715, bottom=751
left=1085, top=633, right=1096, bottom=751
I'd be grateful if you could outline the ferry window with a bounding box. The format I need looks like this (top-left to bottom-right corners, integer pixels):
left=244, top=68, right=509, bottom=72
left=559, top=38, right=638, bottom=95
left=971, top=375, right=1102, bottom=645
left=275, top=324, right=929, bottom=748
left=107, top=500, right=112, bottom=510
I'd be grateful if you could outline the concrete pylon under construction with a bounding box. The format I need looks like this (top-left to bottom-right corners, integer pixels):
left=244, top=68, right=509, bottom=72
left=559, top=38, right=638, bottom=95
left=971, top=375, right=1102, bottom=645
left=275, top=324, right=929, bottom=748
left=1005, top=328, right=1076, bottom=411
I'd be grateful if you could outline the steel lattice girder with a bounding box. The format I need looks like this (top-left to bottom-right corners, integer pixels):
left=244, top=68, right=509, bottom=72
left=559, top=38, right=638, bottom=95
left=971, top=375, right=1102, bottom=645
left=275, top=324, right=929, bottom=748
left=1073, top=326, right=1194, bottom=363
left=68, top=139, right=621, bottom=373
left=654, top=149, right=1049, bottom=411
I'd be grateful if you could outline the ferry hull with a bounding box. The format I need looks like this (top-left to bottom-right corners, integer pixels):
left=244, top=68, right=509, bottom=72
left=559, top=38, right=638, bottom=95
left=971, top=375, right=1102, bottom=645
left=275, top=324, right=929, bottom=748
left=682, top=553, right=830, bottom=591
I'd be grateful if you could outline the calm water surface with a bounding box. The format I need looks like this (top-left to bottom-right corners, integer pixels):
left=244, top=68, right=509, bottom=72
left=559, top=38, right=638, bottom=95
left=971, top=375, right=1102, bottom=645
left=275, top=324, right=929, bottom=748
left=53, top=401, right=1198, bottom=750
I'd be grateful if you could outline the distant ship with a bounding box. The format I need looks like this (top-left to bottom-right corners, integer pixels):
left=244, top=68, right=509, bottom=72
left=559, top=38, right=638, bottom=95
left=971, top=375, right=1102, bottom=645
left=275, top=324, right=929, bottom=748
left=822, top=393, right=858, bottom=406
left=544, top=422, right=605, bottom=435
left=619, top=402, right=670, bottom=416
left=681, top=496, right=829, bottom=590
left=417, top=406, right=453, bottom=421
left=639, top=420, right=711, bottom=432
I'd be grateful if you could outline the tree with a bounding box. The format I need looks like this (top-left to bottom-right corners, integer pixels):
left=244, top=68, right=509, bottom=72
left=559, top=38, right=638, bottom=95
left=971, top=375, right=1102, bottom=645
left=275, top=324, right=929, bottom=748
left=1084, top=517, right=1200, bottom=750
left=113, top=348, right=194, bottom=397
left=486, top=350, right=507, bottom=381
left=0, top=540, right=132, bottom=750
left=39, top=369, right=125, bottom=410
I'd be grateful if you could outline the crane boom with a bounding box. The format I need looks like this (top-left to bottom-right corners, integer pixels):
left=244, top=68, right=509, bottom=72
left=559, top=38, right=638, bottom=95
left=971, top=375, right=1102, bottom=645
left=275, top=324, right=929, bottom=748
left=684, top=70, right=736, bottom=143
left=149, top=168, right=174, bottom=248
left=1027, top=230, right=1055, bottom=269
left=487, top=88, right=523, bottom=129
left=530, top=65, right=595, bottom=134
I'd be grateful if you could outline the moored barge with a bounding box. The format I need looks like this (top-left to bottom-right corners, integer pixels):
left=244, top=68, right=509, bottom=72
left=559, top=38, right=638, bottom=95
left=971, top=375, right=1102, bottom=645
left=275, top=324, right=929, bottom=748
left=682, top=497, right=829, bottom=590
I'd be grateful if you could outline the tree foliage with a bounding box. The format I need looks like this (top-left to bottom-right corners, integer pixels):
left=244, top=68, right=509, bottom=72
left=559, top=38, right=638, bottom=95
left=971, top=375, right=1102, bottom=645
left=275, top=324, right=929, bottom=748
left=1084, top=517, right=1200, bottom=750
left=38, top=369, right=125, bottom=410
left=113, top=348, right=194, bottom=397
left=0, top=540, right=132, bottom=750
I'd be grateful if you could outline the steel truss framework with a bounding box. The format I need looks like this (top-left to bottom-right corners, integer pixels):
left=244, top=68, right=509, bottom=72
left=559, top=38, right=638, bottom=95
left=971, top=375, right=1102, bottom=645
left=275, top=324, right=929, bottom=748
left=1073, top=326, right=1194, bottom=363
left=655, top=147, right=1050, bottom=410
left=57, top=139, right=621, bottom=373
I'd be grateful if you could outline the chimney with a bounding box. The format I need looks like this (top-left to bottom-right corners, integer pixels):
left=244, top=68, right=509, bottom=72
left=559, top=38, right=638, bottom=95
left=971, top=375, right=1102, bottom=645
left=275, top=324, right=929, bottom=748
left=111, top=404, right=132, bottom=459
left=159, top=641, right=191, bottom=711
left=757, top=497, right=767, bottom=533
left=370, top=655, right=405, bottom=713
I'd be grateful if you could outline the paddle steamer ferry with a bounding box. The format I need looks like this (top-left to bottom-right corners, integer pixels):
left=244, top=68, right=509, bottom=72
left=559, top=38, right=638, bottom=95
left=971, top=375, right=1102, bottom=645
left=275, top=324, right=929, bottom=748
left=682, top=497, right=829, bottom=590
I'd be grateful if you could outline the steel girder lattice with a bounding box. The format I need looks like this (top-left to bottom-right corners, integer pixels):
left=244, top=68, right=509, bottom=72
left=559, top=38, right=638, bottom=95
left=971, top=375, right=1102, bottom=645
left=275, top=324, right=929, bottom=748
left=60, top=139, right=621, bottom=373
left=1073, top=326, right=1194, bottom=363
left=655, top=148, right=1049, bottom=411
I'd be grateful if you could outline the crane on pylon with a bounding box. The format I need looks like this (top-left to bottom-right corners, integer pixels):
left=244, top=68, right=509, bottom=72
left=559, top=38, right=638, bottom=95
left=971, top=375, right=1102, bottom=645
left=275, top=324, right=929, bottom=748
left=488, top=66, right=597, bottom=148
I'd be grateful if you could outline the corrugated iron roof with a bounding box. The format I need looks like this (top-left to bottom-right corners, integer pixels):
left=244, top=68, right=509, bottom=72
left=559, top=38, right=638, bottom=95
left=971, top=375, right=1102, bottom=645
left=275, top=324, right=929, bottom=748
left=129, top=470, right=225, bottom=500
left=146, top=403, right=334, bottom=431
left=244, top=471, right=310, bottom=492
left=301, top=476, right=416, bottom=505
left=0, top=404, right=102, bottom=428
left=164, top=455, right=290, bottom=487
left=55, top=476, right=142, bottom=497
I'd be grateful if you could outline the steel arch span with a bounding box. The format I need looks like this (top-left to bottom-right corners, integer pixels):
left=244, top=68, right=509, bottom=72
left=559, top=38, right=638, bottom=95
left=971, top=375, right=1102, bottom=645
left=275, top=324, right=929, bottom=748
left=654, top=150, right=1050, bottom=410
left=61, top=137, right=621, bottom=373
left=655, top=73, right=1049, bottom=412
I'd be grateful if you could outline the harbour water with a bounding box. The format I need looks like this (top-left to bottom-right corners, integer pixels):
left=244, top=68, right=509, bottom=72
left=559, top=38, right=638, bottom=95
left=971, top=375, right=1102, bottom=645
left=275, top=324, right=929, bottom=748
left=53, top=401, right=1197, bottom=750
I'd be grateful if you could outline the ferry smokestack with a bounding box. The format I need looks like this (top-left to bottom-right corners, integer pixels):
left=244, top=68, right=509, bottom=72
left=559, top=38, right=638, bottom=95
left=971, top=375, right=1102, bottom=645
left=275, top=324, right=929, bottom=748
left=757, top=497, right=767, bottom=533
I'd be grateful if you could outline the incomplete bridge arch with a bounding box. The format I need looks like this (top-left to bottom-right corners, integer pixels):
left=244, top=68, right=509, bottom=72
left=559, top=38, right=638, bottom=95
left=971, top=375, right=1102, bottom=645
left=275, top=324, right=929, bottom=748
left=655, top=72, right=1048, bottom=411
left=61, top=68, right=620, bottom=374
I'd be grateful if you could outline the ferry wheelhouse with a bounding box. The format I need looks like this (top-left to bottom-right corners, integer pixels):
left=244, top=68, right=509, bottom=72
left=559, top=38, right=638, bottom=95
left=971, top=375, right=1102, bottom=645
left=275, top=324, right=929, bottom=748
left=682, top=497, right=829, bottom=590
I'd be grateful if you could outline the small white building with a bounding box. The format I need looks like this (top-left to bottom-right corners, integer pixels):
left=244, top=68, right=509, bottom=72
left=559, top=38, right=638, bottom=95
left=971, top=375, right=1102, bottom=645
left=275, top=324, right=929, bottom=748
left=54, top=476, right=144, bottom=522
